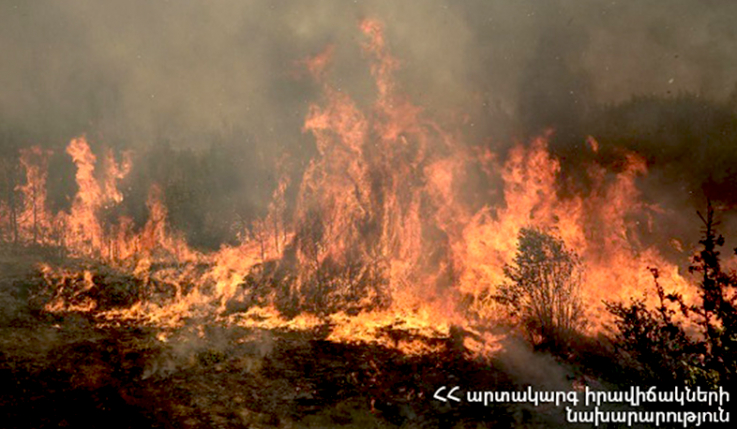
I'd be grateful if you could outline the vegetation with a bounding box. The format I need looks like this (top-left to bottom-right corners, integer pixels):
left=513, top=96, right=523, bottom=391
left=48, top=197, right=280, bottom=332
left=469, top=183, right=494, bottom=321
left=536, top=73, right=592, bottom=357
left=605, top=270, right=707, bottom=386
left=496, top=227, right=585, bottom=351
left=493, top=211, right=737, bottom=395
left=606, top=202, right=737, bottom=389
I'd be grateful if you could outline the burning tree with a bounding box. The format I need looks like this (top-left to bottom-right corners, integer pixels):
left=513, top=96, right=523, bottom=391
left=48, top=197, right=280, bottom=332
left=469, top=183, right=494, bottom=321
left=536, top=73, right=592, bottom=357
left=496, top=227, right=585, bottom=350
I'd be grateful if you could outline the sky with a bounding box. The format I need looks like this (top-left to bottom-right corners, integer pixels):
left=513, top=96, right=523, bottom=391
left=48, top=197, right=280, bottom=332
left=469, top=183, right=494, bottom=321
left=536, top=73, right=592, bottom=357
left=1, top=0, right=735, bottom=152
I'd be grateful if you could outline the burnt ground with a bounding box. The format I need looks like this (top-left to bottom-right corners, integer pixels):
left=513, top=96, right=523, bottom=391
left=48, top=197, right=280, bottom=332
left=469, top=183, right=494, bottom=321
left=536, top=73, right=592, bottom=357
left=2, top=325, right=573, bottom=428
left=0, top=248, right=586, bottom=428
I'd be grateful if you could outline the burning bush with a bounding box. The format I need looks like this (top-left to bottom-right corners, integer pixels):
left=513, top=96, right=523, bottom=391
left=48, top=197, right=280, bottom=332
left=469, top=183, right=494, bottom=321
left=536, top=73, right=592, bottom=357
left=495, top=227, right=585, bottom=351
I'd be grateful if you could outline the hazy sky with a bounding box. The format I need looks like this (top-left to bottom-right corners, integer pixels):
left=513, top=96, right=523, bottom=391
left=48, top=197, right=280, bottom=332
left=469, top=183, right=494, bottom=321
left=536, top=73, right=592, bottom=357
left=1, top=0, right=735, bottom=152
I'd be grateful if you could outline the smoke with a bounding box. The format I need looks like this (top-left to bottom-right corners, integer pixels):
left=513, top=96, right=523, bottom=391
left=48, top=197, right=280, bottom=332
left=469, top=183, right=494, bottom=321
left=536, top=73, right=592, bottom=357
left=3, top=0, right=735, bottom=143
left=2, top=0, right=737, bottom=246
left=143, top=326, right=275, bottom=379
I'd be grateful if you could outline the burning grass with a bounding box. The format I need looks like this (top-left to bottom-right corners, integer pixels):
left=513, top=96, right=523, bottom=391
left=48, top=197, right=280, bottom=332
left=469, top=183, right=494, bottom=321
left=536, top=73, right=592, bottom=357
left=0, top=247, right=577, bottom=428
left=0, top=17, right=730, bottom=428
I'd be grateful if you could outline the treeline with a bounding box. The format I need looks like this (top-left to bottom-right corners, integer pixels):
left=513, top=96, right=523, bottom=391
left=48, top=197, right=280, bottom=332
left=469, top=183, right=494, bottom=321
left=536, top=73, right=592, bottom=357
left=120, top=137, right=279, bottom=250
left=2, top=92, right=736, bottom=253
left=0, top=131, right=282, bottom=251
left=551, top=93, right=737, bottom=208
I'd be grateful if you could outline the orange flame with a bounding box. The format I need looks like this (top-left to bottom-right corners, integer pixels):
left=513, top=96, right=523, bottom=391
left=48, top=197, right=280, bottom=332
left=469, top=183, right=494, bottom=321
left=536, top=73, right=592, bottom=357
left=4, top=19, right=700, bottom=355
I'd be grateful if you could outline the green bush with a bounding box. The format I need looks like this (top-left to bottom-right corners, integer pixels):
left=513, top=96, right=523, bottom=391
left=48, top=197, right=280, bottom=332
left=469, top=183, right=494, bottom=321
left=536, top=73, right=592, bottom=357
left=496, top=227, right=585, bottom=351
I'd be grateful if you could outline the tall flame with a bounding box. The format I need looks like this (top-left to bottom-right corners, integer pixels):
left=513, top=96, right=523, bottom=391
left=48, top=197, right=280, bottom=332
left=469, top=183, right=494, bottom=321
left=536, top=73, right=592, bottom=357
left=4, top=19, right=697, bottom=356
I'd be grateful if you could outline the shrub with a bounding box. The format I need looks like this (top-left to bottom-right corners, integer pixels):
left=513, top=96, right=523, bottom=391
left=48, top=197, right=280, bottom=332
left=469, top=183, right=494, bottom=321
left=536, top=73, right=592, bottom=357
left=496, top=227, right=585, bottom=351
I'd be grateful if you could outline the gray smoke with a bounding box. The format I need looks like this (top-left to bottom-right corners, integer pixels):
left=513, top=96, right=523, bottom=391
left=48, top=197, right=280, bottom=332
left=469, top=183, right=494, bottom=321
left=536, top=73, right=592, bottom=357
left=2, top=1, right=735, bottom=145
left=2, top=0, right=736, bottom=247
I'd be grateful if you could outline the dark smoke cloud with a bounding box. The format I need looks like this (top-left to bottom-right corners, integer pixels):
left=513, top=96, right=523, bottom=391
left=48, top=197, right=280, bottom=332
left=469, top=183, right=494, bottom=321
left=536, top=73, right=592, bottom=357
left=2, top=0, right=737, bottom=246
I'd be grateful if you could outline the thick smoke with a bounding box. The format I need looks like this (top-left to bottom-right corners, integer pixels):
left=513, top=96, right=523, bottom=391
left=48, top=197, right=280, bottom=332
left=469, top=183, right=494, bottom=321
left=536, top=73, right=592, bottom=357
left=1, top=0, right=737, bottom=247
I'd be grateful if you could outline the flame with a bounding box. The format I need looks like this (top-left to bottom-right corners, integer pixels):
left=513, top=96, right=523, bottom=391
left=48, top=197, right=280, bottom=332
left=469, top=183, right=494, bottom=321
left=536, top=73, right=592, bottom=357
left=4, top=19, right=700, bottom=356
left=39, top=263, right=98, bottom=313
left=63, top=136, right=108, bottom=255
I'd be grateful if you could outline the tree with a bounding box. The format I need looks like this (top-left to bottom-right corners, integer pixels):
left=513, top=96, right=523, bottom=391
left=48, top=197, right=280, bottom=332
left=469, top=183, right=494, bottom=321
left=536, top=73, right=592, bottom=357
left=606, top=201, right=737, bottom=387
left=496, top=227, right=585, bottom=350
left=682, top=202, right=737, bottom=383
left=0, top=152, right=21, bottom=243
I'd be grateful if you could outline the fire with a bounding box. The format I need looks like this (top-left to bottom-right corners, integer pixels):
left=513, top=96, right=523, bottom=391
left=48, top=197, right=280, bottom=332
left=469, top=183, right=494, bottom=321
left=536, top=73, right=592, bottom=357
left=2, top=19, right=698, bottom=356
left=8, top=135, right=201, bottom=266
left=64, top=136, right=108, bottom=255
left=17, top=146, right=53, bottom=245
